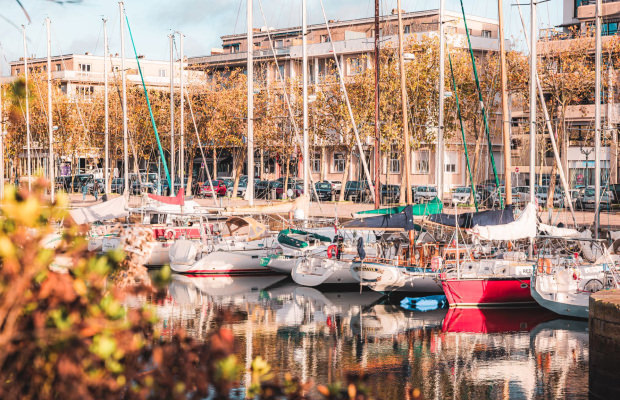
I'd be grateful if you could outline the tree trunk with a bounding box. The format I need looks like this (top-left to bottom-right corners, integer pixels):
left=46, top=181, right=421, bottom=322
left=470, top=118, right=485, bottom=188
left=231, top=149, right=245, bottom=198
left=212, top=147, right=217, bottom=180
left=338, top=149, right=351, bottom=202
left=284, top=157, right=290, bottom=200
left=186, top=150, right=194, bottom=196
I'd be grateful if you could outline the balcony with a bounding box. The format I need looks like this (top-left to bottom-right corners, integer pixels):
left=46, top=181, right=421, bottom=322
left=577, top=0, right=620, bottom=19
left=188, top=48, right=290, bottom=67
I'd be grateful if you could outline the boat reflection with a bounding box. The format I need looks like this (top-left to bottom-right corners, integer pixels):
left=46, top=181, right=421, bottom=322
left=142, top=274, right=589, bottom=399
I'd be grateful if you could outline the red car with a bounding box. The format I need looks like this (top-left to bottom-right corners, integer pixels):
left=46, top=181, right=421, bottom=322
left=199, top=180, right=227, bottom=197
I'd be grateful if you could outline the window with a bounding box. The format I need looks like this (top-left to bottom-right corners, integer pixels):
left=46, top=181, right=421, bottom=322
left=277, top=64, right=285, bottom=80
left=275, top=39, right=284, bottom=49
left=413, top=150, right=429, bottom=174
left=311, top=152, right=321, bottom=173
left=333, top=153, right=345, bottom=173
left=159, top=68, right=166, bottom=78
left=78, top=63, right=91, bottom=72
left=389, top=145, right=400, bottom=174
left=445, top=151, right=458, bottom=174
left=404, top=25, right=411, bottom=34
left=15, top=68, right=20, bottom=74
left=468, top=28, right=473, bottom=36
left=348, top=57, right=362, bottom=75
left=56, top=63, right=62, bottom=71
left=482, top=30, right=492, bottom=38
left=320, top=34, right=330, bottom=43
left=230, top=43, right=240, bottom=53
left=76, top=85, right=94, bottom=99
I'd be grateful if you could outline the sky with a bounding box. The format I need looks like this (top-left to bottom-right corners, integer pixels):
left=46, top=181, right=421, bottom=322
left=0, top=0, right=563, bottom=74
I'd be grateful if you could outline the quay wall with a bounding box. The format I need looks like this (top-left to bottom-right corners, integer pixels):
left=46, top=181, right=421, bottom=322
left=589, top=289, right=620, bottom=399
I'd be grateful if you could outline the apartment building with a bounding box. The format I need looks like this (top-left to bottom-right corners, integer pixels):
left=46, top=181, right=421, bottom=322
left=512, top=0, right=620, bottom=189
left=8, top=53, right=192, bottom=100
left=189, top=8, right=506, bottom=193
left=6, top=53, right=201, bottom=178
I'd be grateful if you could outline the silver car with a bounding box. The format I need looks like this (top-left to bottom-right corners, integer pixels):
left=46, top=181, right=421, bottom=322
left=414, top=186, right=438, bottom=203
left=581, top=186, right=614, bottom=209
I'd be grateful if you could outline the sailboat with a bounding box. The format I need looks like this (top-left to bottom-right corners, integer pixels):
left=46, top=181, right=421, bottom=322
left=260, top=227, right=333, bottom=274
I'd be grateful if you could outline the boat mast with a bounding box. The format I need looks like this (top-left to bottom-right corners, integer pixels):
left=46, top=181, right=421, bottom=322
left=498, top=0, right=511, bottom=206
left=529, top=0, right=536, bottom=205
left=246, top=0, right=255, bottom=206
left=46, top=18, right=54, bottom=202
left=373, top=0, right=380, bottom=208
left=594, top=0, right=602, bottom=238
left=119, top=1, right=129, bottom=195
left=179, top=32, right=185, bottom=193
left=23, top=25, right=31, bottom=191
left=103, top=17, right=110, bottom=195
left=437, top=0, right=445, bottom=202
left=302, top=0, right=309, bottom=199
left=169, top=33, right=175, bottom=196
left=397, top=1, right=412, bottom=204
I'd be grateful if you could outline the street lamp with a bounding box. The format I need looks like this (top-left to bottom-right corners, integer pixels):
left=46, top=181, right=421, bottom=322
left=581, top=146, right=594, bottom=187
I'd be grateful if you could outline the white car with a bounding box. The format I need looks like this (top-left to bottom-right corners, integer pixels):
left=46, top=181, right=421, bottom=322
left=451, top=186, right=480, bottom=205
left=414, top=186, right=438, bottom=203
left=581, top=186, right=614, bottom=209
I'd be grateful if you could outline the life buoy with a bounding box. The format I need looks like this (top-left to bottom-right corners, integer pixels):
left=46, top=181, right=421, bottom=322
left=327, top=244, right=339, bottom=259
left=164, top=229, right=175, bottom=240
left=537, top=258, right=551, bottom=274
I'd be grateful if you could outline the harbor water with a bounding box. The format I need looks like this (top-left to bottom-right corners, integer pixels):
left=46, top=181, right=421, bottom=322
left=136, top=272, right=590, bottom=399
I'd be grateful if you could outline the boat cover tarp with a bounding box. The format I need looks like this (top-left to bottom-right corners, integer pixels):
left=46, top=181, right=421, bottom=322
left=342, top=205, right=417, bottom=231
left=538, top=223, right=580, bottom=238
left=427, top=204, right=514, bottom=228
left=69, top=196, right=129, bottom=225
left=148, top=188, right=184, bottom=206
left=353, top=197, right=443, bottom=218
left=469, top=203, right=537, bottom=241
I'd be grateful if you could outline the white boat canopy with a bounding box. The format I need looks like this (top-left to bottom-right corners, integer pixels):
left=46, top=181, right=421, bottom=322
left=69, top=196, right=129, bottom=225
left=469, top=203, right=537, bottom=241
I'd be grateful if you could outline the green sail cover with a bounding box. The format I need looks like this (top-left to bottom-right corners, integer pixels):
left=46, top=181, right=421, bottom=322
left=277, top=229, right=332, bottom=249
left=353, top=197, right=443, bottom=218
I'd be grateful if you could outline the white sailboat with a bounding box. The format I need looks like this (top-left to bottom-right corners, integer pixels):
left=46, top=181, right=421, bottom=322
left=168, top=216, right=279, bottom=274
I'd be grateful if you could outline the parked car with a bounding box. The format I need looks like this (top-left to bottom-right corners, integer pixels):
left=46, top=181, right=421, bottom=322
left=87, top=178, right=105, bottom=195
left=492, top=186, right=520, bottom=207
left=71, top=174, right=94, bottom=192
left=111, top=178, right=125, bottom=194
left=274, top=181, right=303, bottom=199
left=254, top=180, right=272, bottom=199
left=581, top=186, right=614, bottom=210
left=237, top=178, right=260, bottom=198
left=327, top=180, right=342, bottom=193
left=535, top=186, right=564, bottom=208
left=609, top=183, right=620, bottom=204
left=511, top=186, right=529, bottom=205
left=314, top=181, right=334, bottom=201
left=451, top=186, right=479, bottom=205
left=413, top=186, right=437, bottom=203
left=199, top=180, right=227, bottom=197
left=381, top=184, right=400, bottom=203
left=344, top=181, right=370, bottom=202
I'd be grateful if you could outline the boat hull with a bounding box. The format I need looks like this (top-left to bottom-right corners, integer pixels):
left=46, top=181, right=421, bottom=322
left=292, top=258, right=357, bottom=286
left=441, top=277, right=534, bottom=307
left=530, top=274, right=590, bottom=319
left=171, top=249, right=273, bottom=275
left=350, top=262, right=442, bottom=293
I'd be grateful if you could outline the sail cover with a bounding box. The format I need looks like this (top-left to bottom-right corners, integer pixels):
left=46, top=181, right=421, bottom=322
left=342, top=205, right=418, bottom=231
left=427, top=204, right=514, bottom=228
left=69, top=196, right=129, bottom=225
left=148, top=188, right=184, bottom=206
left=469, top=203, right=537, bottom=241
left=538, top=223, right=580, bottom=238
left=353, top=197, right=443, bottom=218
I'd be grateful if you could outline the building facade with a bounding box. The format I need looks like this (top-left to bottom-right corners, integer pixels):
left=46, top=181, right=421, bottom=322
left=189, top=8, right=505, bottom=193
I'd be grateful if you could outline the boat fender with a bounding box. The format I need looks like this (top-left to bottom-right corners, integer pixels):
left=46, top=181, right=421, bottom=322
left=537, top=258, right=551, bottom=274
left=164, top=229, right=175, bottom=241
left=327, top=244, right=339, bottom=259
left=572, top=268, right=581, bottom=280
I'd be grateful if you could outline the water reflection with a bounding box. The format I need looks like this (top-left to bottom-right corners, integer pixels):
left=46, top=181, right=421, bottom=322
left=144, top=274, right=590, bottom=399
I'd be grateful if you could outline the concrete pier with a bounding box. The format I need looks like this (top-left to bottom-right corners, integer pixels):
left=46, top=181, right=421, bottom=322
left=589, top=289, right=620, bottom=399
